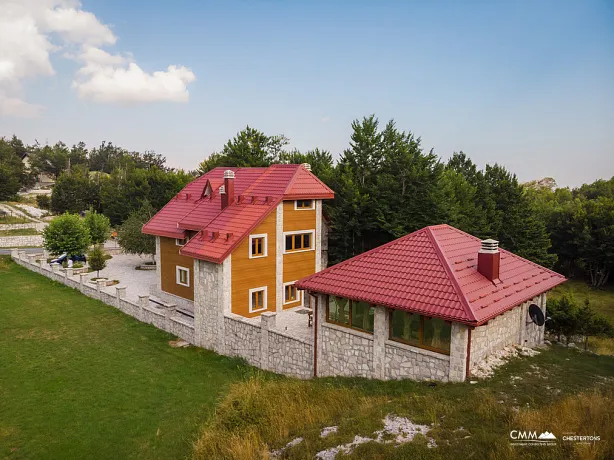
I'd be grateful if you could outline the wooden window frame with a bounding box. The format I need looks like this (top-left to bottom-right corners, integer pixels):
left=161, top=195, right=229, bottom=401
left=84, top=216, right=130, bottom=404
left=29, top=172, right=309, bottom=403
left=294, top=199, right=315, bottom=210
left=325, top=295, right=374, bottom=334
left=283, top=281, right=301, bottom=305
left=249, top=233, right=268, bottom=259
left=283, top=230, right=315, bottom=254
left=176, top=266, right=190, bottom=287
left=249, top=286, right=268, bottom=313
left=388, top=311, right=451, bottom=355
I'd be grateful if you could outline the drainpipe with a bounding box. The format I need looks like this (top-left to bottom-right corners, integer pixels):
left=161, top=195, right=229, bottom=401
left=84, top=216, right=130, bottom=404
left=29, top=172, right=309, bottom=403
left=465, top=327, right=473, bottom=380
left=313, top=293, right=318, bottom=378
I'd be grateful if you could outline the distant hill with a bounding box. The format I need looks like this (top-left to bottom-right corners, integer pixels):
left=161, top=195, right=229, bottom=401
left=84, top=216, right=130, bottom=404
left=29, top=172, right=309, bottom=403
left=523, top=177, right=557, bottom=191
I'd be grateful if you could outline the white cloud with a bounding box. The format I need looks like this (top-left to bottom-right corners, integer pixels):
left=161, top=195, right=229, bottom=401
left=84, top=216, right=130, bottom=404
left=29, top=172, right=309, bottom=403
left=0, top=0, right=196, bottom=117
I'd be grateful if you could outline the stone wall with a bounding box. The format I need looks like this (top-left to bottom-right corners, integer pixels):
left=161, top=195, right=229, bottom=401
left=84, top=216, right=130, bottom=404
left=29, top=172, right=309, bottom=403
left=0, top=222, right=46, bottom=231
left=470, top=296, right=545, bottom=371
left=224, top=315, right=262, bottom=367
left=384, top=342, right=450, bottom=381
left=0, top=235, right=43, bottom=248
left=319, top=323, right=374, bottom=378
left=268, top=330, right=313, bottom=379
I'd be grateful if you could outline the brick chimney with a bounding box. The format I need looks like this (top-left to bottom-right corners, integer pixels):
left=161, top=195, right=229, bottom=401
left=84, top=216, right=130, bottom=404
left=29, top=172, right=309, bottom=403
left=478, top=239, right=500, bottom=282
left=221, top=170, right=235, bottom=210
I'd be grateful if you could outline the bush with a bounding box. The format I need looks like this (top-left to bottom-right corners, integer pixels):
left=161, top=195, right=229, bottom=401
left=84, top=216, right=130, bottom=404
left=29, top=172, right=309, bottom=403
left=43, top=213, right=91, bottom=256
left=87, top=245, right=107, bottom=278
left=36, top=194, right=51, bottom=210
left=83, top=209, right=111, bottom=245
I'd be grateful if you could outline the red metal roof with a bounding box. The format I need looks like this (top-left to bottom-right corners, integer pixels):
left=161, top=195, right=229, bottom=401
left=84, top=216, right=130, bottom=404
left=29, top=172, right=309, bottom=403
left=296, top=224, right=566, bottom=325
left=142, top=164, right=334, bottom=263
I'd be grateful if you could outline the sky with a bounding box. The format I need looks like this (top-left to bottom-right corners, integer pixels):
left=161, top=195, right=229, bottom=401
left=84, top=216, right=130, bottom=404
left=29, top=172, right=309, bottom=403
left=1, top=0, right=613, bottom=187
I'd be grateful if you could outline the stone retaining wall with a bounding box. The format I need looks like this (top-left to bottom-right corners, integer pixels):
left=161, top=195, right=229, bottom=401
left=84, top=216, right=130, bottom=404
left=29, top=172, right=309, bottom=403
left=0, top=223, right=46, bottom=231
left=0, top=235, right=43, bottom=248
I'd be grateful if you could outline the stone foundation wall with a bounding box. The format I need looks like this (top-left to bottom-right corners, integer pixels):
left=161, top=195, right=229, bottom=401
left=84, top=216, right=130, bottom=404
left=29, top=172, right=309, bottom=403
left=384, top=342, right=450, bottom=381
left=470, top=296, right=545, bottom=371
left=0, top=235, right=43, bottom=248
left=319, top=324, right=374, bottom=378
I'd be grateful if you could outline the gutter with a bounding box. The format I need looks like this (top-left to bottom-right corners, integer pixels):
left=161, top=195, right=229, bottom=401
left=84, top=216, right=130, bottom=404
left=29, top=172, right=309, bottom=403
left=466, top=327, right=473, bottom=380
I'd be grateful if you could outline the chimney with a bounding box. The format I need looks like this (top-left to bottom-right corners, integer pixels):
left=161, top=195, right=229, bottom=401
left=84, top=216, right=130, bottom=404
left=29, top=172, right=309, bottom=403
left=302, top=163, right=312, bottom=171
left=478, top=239, right=500, bottom=282
left=221, top=170, right=235, bottom=210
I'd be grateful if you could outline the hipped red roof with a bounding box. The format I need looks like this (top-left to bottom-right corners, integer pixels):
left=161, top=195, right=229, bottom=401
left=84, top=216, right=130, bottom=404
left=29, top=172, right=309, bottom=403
left=142, top=164, right=334, bottom=263
left=296, top=224, right=566, bottom=325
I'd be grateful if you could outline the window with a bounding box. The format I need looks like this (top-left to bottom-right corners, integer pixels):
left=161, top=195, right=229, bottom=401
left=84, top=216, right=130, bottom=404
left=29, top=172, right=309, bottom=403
left=284, top=230, right=314, bottom=253
left=327, top=296, right=374, bottom=333
left=176, top=266, right=190, bottom=287
left=283, top=281, right=301, bottom=304
left=176, top=237, right=187, bottom=246
left=249, top=234, right=267, bottom=258
left=295, top=199, right=314, bottom=210
left=389, top=311, right=451, bottom=354
left=249, top=286, right=267, bottom=313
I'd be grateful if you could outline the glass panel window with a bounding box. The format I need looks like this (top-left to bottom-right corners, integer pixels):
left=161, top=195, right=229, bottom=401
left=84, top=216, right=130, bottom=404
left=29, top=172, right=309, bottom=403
left=251, top=290, right=265, bottom=311
left=284, top=284, right=298, bottom=303
left=422, top=317, right=451, bottom=353
left=328, top=296, right=349, bottom=325
left=285, top=235, right=293, bottom=251
left=176, top=267, right=190, bottom=287
left=303, top=233, right=311, bottom=249
left=251, top=237, right=264, bottom=257
left=296, top=199, right=313, bottom=209
left=351, top=301, right=375, bottom=332
left=285, top=232, right=313, bottom=252
left=390, top=310, right=420, bottom=347
left=293, top=234, right=302, bottom=250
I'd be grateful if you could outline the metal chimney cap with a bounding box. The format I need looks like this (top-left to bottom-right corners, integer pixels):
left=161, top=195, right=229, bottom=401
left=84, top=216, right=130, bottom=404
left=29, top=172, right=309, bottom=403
left=480, top=239, right=499, bottom=253
left=302, top=163, right=312, bottom=171
left=223, top=170, right=235, bottom=179
left=219, top=185, right=226, bottom=194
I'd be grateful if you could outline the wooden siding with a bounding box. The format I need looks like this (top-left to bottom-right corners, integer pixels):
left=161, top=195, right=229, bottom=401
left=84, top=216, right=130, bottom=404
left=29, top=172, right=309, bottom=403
left=160, top=236, right=194, bottom=301
left=283, top=200, right=316, bottom=309
left=231, top=211, right=277, bottom=317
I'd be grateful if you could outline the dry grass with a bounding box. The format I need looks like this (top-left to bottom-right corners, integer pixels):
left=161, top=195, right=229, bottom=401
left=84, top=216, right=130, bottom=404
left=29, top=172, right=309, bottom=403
left=513, top=388, right=614, bottom=460
left=192, top=375, right=387, bottom=459
left=588, top=337, right=614, bottom=356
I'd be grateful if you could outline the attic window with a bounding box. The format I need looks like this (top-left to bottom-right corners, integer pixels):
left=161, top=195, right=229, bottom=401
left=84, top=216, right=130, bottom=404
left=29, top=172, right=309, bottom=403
left=176, top=237, right=187, bottom=246
left=295, top=199, right=314, bottom=210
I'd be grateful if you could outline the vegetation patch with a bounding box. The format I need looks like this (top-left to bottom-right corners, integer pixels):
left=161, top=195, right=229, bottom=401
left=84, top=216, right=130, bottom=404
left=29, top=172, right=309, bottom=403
left=0, top=228, right=39, bottom=237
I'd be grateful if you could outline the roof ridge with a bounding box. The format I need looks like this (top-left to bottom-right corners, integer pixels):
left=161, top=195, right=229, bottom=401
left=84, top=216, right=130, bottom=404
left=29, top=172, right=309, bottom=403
left=425, top=226, right=478, bottom=323
left=282, top=164, right=304, bottom=195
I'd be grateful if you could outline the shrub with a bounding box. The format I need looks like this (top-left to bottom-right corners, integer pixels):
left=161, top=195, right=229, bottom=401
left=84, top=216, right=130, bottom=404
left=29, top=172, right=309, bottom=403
left=87, top=245, right=107, bottom=278
left=36, top=194, right=51, bottom=210
left=83, top=209, right=111, bottom=245
left=43, top=213, right=91, bottom=256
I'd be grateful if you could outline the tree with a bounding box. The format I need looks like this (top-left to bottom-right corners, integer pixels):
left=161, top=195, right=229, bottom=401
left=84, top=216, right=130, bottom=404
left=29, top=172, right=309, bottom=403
left=36, top=194, right=51, bottom=210
left=117, top=202, right=156, bottom=260
left=28, top=141, right=70, bottom=179
left=84, top=209, right=111, bottom=245
left=0, top=137, right=30, bottom=200
left=51, top=168, right=101, bottom=214
left=43, top=213, right=91, bottom=256
left=87, top=245, right=107, bottom=278
left=197, top=126, right=288, bottom=172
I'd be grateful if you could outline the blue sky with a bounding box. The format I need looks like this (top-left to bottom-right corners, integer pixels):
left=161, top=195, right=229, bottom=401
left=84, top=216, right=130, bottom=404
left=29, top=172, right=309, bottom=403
left=2, top=0, right=613, bottom=187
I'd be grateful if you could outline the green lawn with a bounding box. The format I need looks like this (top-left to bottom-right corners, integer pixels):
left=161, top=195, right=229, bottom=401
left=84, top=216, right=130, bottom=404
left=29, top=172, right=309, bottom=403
left=0, top=228, right=39, bottom=237
left=550, top=279, right=614, bottom=322
left=0, top=257, right=250, bottom=460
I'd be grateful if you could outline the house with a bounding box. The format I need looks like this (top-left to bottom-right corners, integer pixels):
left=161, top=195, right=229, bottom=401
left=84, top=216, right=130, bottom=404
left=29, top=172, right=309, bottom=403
left=142, top=164, right=334, bottom=319
left=296, top=224, right=566, bottom=382
left=21, top=152, right=55, bottom=188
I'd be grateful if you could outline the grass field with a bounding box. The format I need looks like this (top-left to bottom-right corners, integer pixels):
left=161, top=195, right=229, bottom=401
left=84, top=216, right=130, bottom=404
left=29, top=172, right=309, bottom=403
left=2, top=256, right=614, bottom=460
left=0, top=257, right=251, bottom=459
left=0, top=228, right=39, bottom=237
left=550, top=279, right=614, bottom=322
left=0, top=215, right=31, bottom=225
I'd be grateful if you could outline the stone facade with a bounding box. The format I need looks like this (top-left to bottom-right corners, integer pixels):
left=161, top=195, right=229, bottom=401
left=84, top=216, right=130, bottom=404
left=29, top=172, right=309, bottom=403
left=224, top=315, right=262, bottom=367
left=0, top=235, right=43, bottom=248
left=469, top=296, right=546, bottom=372
left=319, top=323, right=374, bottom=377
left=268, top=330, right=314, bottom=379
left=384, top=342, right=450, bottom=381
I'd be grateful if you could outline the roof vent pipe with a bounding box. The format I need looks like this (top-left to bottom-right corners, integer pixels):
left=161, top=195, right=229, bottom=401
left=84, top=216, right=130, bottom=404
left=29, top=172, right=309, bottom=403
left=478, top=238, right=500, bottom=282
left=221, top=170, right=235, bottom=210
left=302, top=163, right=312, bottom=171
